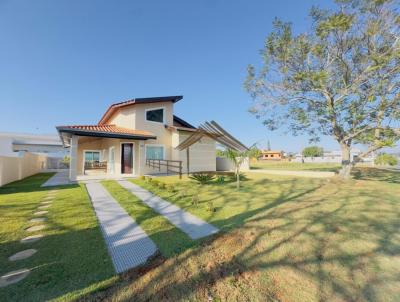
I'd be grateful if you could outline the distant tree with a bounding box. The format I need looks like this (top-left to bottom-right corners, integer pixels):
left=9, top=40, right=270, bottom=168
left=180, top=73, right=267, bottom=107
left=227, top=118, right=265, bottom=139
left=267, top=140, right=271, bottom=151
left=374, top=153, right=398, bottom=166
left=245, top=0, right=400, bottom=179
left=302, top=146, right=324, bottom=158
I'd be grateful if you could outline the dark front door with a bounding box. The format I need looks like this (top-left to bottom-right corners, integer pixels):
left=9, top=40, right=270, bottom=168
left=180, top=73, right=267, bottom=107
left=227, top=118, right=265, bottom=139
left=121, top=143, right=133, bottom=174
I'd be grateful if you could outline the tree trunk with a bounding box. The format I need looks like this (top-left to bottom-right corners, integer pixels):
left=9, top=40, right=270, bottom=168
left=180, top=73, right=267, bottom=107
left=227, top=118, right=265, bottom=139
left=338, top=144, right=353, bottom=179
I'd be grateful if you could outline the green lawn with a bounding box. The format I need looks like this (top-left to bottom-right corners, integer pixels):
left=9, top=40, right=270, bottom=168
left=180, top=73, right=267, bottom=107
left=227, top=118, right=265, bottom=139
left=85, top=168, right=400, bottom=302
left=251, top=160, right=341, bottom=172
left=0, top=173, right=116, bottom=302
left=2, top=169, right=400, bottom=301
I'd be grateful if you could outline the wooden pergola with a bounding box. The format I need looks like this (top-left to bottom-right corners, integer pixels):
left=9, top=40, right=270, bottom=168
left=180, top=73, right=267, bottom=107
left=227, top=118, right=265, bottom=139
left=175, top=121, right=248, bottom=175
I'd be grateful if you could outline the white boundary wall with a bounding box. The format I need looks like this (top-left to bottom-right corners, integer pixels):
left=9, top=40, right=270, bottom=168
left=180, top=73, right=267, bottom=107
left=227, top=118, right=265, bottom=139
left=0, top=152, right=48, bottom=187
left=216, top=157, right=250, bottom=172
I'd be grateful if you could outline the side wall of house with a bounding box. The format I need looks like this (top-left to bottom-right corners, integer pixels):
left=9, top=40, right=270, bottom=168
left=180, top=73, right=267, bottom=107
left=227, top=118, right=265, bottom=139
left=176, top=132, right=216, bottom=173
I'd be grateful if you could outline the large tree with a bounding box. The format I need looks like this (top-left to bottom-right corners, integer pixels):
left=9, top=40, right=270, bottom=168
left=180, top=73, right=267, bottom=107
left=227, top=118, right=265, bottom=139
left=245, top=0, right=400, bottom=178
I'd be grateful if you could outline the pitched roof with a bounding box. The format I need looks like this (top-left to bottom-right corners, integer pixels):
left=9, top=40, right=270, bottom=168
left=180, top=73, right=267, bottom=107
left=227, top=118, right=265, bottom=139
left=98, top=95, right=183, bottom=125
left=56, top=125, right=156, bottom=140
left=173, top=115, right=196, bottom=129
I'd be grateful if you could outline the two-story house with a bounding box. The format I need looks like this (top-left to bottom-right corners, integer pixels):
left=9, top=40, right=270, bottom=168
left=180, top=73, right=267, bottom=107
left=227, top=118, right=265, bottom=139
left=57, top=96, right=218, bottom=181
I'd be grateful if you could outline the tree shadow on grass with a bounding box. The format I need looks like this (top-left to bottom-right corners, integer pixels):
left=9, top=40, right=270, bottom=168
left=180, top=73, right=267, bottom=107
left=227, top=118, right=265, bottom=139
left=352, top=167, right=400, bottom=184
left=80, top=176, right=400, bottom=302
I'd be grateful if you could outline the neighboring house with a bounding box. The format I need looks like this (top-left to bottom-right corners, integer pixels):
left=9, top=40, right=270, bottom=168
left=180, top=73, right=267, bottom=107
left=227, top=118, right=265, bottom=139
left=0, top=132, right=66, bottom=158
left=292, top=149, right=375, bottom=163
left=259, top=150, right=284, bottom=160
left=57, top=96, right=220, bottom=181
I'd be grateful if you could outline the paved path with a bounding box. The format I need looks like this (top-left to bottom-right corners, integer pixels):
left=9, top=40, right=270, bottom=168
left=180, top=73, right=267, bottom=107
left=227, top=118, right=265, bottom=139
left=118, top=180, right=219, bottom=240
left=250, top=169, right=336, bottom=178
left=85, top=181, right=157, bottom=273
left=42, top=171, right=75, bottom=187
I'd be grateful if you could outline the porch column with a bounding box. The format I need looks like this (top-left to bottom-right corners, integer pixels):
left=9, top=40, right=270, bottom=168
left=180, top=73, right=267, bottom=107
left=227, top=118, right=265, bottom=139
left=69, top=135, right=78, bottom=181
left=137, top=140, right=146, bottom=176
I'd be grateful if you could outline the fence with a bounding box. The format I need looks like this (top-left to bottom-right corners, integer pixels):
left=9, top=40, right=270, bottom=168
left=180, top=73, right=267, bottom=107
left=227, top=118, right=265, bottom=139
left=0, top=152, right=56, bottom=187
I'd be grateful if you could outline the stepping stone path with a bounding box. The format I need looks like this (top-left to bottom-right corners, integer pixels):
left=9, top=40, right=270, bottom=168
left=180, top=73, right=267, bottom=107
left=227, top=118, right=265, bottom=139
left=26, top=225, right=45, bottom=232
left=0, top=269, right=30, bottom=288
left=8, top=249, right=37, bottom=261
left=2, top=190, right=57, bottom=287
left=34, top=211, right=48, bottom=216
left=20, top=234, right=43, bottom=244
left=30, top=217, right=46, bottom=223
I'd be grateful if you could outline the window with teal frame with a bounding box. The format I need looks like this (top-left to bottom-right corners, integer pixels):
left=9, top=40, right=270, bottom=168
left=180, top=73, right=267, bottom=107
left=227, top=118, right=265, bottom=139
left=146, top=145, right=164, bottom=160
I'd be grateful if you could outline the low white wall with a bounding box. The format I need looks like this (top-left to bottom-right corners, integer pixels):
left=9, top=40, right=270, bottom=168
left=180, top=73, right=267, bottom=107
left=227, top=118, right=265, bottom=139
left=216, top=157, right=250, bottom=172
left=0, top=152, right=48, bottom=187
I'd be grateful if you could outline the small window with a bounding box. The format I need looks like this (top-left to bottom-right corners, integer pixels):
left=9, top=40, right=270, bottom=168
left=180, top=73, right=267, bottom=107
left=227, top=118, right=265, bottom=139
left=85, top=151, right=100, bottom=162
left=146, top=145, right=164, bottom=160
left=146, top=108, right=164, bottom=123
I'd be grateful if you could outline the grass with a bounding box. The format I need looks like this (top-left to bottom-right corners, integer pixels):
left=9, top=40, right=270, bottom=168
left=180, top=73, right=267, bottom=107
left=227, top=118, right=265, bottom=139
left=83, top=168, right=400, bottom=302
left=102, top=180, right=194, bottom=257
left=251, top=160, right=341, bottom=172
left=0, top=173, right=117, bottom=302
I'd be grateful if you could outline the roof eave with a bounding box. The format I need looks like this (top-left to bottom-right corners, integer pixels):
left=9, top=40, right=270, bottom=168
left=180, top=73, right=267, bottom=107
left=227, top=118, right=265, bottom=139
left=56, top=127, right=157, bottom=141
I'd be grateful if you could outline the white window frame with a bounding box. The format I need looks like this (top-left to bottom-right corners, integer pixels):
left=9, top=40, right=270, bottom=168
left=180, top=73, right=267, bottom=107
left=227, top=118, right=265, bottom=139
left=145, top=106, right=165, bottom=124
left=120, top=142, right=136, bottom=175
left=145, top=144, right=165, bottom=160
left=82, top=150, right=102, bottom=174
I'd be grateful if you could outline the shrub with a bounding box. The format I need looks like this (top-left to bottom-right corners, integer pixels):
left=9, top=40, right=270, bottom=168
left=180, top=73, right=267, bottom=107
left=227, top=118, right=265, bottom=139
left=228, top=172, right=248, bottom=182
left=166, top=184, right=175, bottom=192
left=207, top=201, right=216, bottom=212
left=192, top=193, right=199, bottom=206
left=146, top=177, right=153, bottom=183
left=375, top=153, right=398, bottom=166
left=216, top=176, right=225, bottom=184
left=158, top=182, right=166, bottom=189
left=189, top=173, right=215, bottom=184
left=139, top=175, right=146, bottom=180
left=152, top=180, right=160, bottom=187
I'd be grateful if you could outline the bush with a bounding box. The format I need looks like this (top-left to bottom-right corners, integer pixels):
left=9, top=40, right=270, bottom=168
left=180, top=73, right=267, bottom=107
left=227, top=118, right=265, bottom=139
left=228, top=172, right=248, bottom=182
left=166, top=184, right=176, bottom=192
left=189, top=173, right=215, bottom=184
left=139, top=175, right=146, bottom=180
left=152, top=180, right=160, bottom=187
left=216, top=176, right=225, bottom=184
left=375, top=153, right=398, bottom=166
left=146, top=177, right=153, bottom=183
left=207, top=201, right=216, bottom=212
left=191, top=193, right=199, bottom=206
left=158, top=182, right=166, bottom=189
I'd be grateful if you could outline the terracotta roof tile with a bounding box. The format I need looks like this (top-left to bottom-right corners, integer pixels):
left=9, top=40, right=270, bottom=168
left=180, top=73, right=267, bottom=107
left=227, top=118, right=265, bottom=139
left=58, top=124, right=156, bottom=137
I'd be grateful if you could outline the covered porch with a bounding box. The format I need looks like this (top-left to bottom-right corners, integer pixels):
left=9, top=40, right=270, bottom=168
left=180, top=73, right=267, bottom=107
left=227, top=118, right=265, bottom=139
left=57, top=125, right=158, bottom=181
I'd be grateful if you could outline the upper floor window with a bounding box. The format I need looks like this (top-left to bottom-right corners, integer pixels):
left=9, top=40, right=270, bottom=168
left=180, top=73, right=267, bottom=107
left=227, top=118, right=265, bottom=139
left=146, top=107, right=164, bottom=123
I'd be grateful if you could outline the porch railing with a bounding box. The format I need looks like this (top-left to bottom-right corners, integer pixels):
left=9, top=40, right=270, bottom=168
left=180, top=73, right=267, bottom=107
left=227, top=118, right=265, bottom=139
left=84, top=161, right=107, bottom=174
left=146, top=159, right=182, bottom=179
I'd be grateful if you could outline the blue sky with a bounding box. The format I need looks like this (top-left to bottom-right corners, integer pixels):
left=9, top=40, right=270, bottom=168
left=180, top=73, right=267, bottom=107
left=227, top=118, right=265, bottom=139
left=0, top=0, right=359, bottom=152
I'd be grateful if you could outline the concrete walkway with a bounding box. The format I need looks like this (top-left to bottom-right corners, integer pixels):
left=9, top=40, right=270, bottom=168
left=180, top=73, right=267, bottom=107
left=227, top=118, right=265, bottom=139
left=41, top=171, right=75, bottom=187
left=118, top=180, right=219, bottom=240
left=86, top=181, right=157, bottom=273
left=250, top=169, right=336, bottom=178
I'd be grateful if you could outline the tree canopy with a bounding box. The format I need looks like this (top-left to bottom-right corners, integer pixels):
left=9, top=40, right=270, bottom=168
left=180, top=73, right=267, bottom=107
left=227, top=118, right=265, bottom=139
left=302, top=146, right=324, bottom=158
left=245, top=0, right=400, bottom=177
